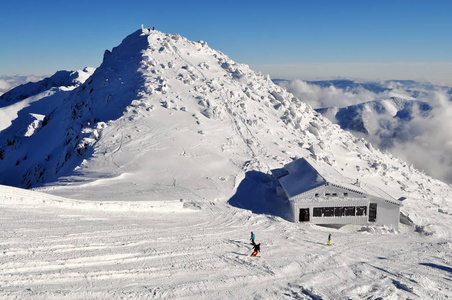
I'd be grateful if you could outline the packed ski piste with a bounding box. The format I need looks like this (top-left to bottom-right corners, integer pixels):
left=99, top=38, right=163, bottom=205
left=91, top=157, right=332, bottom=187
left=1, top=27, right=451, bottom=299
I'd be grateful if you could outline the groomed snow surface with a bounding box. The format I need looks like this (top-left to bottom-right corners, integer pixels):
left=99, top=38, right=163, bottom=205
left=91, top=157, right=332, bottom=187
left=1, top=28, right=452, bottom=299
left=1, top=184, right=452, bottom=299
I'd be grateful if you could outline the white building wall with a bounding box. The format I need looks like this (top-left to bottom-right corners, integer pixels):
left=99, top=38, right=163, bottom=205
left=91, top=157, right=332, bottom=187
left=312, top=215, right=368, bottom=225
left=372, top=198, right=400, bottom=230
left=291, top=185, right=366, bottom=202
left=290, top=187, right=401, bottom=229
left=289, top=200, right=296, bottom=222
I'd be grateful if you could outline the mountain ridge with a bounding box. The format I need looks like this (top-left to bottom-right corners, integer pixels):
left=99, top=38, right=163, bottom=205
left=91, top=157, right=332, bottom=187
left=2, top=28, right=452, bottom=300
left=0, top=28, right=450, bottom=233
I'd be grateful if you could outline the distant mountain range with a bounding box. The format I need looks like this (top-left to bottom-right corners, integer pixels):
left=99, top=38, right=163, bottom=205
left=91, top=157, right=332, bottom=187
left=275, top=79, right=452, bottom=184
left=274, top=79, right=452, bottom=96
left=316, top=97, right=432, bottom=149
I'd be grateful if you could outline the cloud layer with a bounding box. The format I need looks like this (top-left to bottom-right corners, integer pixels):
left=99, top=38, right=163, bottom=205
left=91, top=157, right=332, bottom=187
left=390, top=90, right=452, bottom=184
left=253, top=62, right=452, bottom=86
left=0, top=75, right=45, bottom=96
left=278, top=79, right=452, bottom=184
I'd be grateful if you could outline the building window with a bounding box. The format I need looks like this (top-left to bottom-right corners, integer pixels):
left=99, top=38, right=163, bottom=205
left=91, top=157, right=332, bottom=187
left=315, top=193, right=319, bottom=197
left=356, top=206, right=367, bottom=216
left=344, top=193, right=348, bottom=197
left=325, top=193, right=331, bottom=196
left=313, top=207, right=323, bottom=217
left=323, top=207, right=334, bottom=217
left=344, top=207, right=356, bottom=216
left=332, top=193, right=337, bottom=196
left=334, top=207, right=343, bottom=217
left=311, top=206, right=371, bottom=219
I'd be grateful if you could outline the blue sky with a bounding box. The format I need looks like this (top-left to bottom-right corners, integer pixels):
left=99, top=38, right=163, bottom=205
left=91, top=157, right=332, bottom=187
left=1, top=0, right=451, bottom=83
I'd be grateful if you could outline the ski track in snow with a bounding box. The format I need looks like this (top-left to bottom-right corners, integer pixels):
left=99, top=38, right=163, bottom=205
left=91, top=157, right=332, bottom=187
left=1, top=199, right=452, bottom=299
left=1, top=29, right=452, bottom=299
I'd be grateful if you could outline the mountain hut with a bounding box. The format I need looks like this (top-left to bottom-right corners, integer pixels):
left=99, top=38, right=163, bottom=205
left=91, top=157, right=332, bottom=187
left=275, top=157, right=402, bottom=230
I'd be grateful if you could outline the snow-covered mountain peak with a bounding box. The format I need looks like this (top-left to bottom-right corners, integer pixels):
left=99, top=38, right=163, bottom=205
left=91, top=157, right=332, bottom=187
left=2, top=28, right=452, bottom=299
left=0, top=28, right=314, bottom=190
left=0, top=28, right=450, bottom=236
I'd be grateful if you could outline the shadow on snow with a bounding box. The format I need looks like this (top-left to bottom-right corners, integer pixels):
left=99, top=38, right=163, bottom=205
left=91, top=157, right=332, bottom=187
left=228, top=170, right=291, bottom=221
left=420, top=262, right=452, bottom=274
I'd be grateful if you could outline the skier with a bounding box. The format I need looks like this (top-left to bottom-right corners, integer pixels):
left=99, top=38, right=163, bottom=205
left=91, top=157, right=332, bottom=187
left=250, top=232, right=256, bottom=245
left=327, top=233, right=332, bottom=246
left=251, top=243, right=261, bottom=257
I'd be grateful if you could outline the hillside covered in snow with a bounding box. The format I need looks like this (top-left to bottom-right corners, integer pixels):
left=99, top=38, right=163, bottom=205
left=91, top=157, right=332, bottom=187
left=276, top=79, right=452, bottom=185
left=1, top=28, right=451, bottom=299
left=0, top=68, right=94, bottom=134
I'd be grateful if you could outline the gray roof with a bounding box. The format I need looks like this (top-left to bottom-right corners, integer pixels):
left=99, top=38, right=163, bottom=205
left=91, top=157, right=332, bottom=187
left=279, top=157, right=398, bottom=204
left=279, top=158, right=329, bottom=199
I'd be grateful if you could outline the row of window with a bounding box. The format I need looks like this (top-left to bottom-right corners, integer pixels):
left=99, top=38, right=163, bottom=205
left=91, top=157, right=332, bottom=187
left=315, top=192, right=349, bottom=197
left=312, top=206, right=367, bottom=217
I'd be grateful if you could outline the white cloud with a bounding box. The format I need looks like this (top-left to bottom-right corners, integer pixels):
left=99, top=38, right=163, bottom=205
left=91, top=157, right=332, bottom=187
left=390, top=90, right=452, bottom=183
left=277, top=79, right=377, bottom=109
left=0, top=75, right=45, bottom=96
left=251, top=62, right=452, bottom=87
left=277, top=78, right=452, bottom=184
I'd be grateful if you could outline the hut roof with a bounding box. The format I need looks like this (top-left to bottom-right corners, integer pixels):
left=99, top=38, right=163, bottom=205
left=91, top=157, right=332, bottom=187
left=279, top=157, right=399, bottom=205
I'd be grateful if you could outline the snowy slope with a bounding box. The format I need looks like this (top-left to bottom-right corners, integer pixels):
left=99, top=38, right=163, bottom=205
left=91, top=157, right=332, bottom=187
left=1, top=28, right=452, bottom=299
left=318, top=95, right=452, bottom=185
left=1, top=29, right=315, bottom=194
left=0, top=27, right=450, bottom=226
left=276, top=78, right=452, bottom=184
left=0, top=68, right=94, bottom=133
left=1, top=179, right=452, bottom=299
left=0, top=68, right=94, bottom=107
